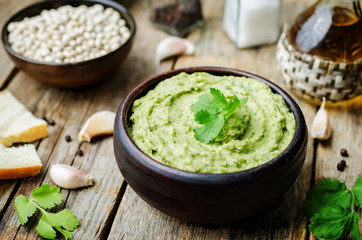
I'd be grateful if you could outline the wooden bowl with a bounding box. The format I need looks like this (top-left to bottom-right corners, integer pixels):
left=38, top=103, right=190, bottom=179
left=1, top=0, right=136, bottom=88
left=114, top=67, right=308, bottom=224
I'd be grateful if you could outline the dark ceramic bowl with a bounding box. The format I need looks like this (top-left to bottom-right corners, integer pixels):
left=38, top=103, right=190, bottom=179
left=1, top=0, right=136, bottom=88
left=114, top=67, right=308, bottom=224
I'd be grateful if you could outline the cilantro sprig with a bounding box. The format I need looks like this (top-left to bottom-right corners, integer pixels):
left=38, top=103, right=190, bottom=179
left=304, top=176, right=362, bottom=239
left=190, top=88, right=247, bottom=143
left=14, top=184, right=79, bottom=240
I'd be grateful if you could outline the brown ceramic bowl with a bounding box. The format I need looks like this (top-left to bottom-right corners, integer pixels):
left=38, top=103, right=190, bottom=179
left=114, top=67, right=307, bottom=224
left=1, top=0, right=136, bottom=88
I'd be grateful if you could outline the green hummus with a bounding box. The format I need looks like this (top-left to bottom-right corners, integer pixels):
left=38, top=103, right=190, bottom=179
left=129, top=72, right=296, bottom=173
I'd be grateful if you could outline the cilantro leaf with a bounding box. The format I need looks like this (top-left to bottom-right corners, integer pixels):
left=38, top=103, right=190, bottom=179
left=210, top=88, right=227, bottom=107
left=190, top=88, right=247, bottom=143
left=14, top=184, right=79, bottom=240
left=318, top=178, right=346, bottom=192
left=309, top=205, right=352, bottom=239
left=304, top=177, right=362, bottom=240
left=190, top=89, right=225, bottom=115
left=352, top=176, right=362, bottom=208
left=38, top=209, right=79, bottom=240
left=14, top=195, right=37, bottom=225
left=32, top=184, right=63, bottom=209
left=352, top=210, right=362, bottom=240
left=304, top=178, right=352, bottom=216
left=224, top=96, right=240, bottom=119
left=48, top=209, right=79, bottom=231
left=194, top=109, right=215, bottom=124
left=194, top=114, right=224, bottom=143
left=55, top=226, right=74, bottom=240
left=36, top=217, right=57, bottom=239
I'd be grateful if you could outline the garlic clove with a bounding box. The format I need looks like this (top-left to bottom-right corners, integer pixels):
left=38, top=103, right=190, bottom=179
left=78, top=111, right=116, bottom=142
left=311, top=97, right=331, bottom=140
left=155, top=36, right=195, bottom=64
left=50, top=164, right=94, bottom=189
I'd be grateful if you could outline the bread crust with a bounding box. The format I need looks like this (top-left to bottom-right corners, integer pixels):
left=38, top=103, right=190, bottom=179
left=0, top=166, right=41, bottom=179
left=0, top=90, right=48, bottom=146
left=6, top=124, right=48, bottom=144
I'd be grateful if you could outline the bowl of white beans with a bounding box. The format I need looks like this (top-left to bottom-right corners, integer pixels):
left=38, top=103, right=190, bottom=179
left=1, top=0, right=136, bottom=88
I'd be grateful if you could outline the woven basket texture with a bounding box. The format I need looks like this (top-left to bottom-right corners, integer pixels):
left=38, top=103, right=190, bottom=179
left=276, top=29, right=362, bottom=102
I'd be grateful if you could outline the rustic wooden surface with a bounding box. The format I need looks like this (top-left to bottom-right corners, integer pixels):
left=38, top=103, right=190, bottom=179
left=0, top=0, right=361, bottom=239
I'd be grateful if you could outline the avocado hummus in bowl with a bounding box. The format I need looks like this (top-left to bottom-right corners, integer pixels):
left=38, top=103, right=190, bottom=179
left=114, top=67, right=307, bottom=224
left=129, top=72, right=295, bottom=173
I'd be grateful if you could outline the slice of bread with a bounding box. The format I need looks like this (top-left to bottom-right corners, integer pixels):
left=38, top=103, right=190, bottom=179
left=0, top=143, right=42, bottom=179
left=0, top=91, right=48, bottom=146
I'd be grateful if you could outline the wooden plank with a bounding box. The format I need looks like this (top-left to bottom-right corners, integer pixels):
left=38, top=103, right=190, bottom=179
left=0, top=0, right=174, bottom=239
left=108, top=0, right=317, bottom=239
left=315, top=98, right=362, bottom=185
left=0, top=0, right=39, bottom=87
left=0, top=180, right=18, bottom=216
left=312, top=98, right=362, bottom=238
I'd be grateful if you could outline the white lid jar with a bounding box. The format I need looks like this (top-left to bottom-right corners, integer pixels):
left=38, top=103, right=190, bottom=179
left=223, top=0, right=281, bottom=48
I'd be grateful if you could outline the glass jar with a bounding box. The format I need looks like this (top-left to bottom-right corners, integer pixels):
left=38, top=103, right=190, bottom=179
left=147, top=0, right=204, bottom=37
left=276, top=0, right=362, bottom=105
left=288, top=0, right=362, bottom=63
left=223, top=0, right=281, bottom=48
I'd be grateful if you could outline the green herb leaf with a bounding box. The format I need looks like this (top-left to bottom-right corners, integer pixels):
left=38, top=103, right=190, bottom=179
left=47, top=209, right=79, bottom=232
left=36, top=217, right=57, bottom=240
left=190, top=89, right=224, bottom=115
left=14, top=184, right=79, bottom=240
left=37, top=209, right=79, bottom=240
left=304, top=178, right=352, bottom=217
left=224, top=96, right=241, bottom=119
left=190, top=88, right=247, bottom=143
left=194, top=114, right=224, bottom=143
left=209, top=88, right=228, bottom=108
left=32, top=184, right=63, bottom=209
left=309, top=205, right=352, bottom=239
left=352, top=176, right=362, bottom=208
left=352, top=210, right=362, bottom=240
left=304, top=177, right=362, bottom=240
left=14, top=195, right=37, bottom=225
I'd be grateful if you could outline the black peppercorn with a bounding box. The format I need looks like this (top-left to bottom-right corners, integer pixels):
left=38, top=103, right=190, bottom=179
left=65, top=135, right=72, bottom=142
left=337, top=160, right=346, bottom=172
left=48, top=119, right=56, bottom=126
left=77, top=149, right=84, bottom=157
left=340, top=148, right=348, bottom=157
left=42, top=116, right=56, bottom=126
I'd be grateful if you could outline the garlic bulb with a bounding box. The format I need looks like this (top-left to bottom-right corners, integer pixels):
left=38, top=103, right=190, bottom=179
left=311, top=97, right=331, bottom=140
left=50, top=164, right=94, bottom=189
left=155, top=36, right=194, bottom=64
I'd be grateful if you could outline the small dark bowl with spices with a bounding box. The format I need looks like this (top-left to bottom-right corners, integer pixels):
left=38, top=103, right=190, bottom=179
left=114, top=67, right=308, bottom=224
left=1, top=0, right=136, bottom=88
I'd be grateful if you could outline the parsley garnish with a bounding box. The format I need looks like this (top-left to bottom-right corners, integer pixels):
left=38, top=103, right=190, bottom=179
left=190, top=88, right=247, bottom=143
left=14, top=184, right=79, bottom=240
left=304, top=176, right=362, bottom=240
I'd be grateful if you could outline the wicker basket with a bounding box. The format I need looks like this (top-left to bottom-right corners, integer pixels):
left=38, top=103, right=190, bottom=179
left=276, top=27, right=362, bottom=103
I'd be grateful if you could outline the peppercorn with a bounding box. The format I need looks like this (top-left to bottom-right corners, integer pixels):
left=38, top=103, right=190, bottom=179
left=340, top=148, right=348, bottom=157
left=48, top=119, right=56, bottom=126
left=42, top=116, right=56, bottom=126
left=77, top=149, right=84, bottom=157
left=337, top=160, right=346, bottom=172
left=65, top=135, right=72, bottom=142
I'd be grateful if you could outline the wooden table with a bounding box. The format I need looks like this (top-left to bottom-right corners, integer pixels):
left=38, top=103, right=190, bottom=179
left=0, top=0, right=361, bottom=239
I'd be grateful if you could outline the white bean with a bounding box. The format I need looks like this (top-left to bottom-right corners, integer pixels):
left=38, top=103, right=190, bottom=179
left=7, top=4, right=131, bottom=63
